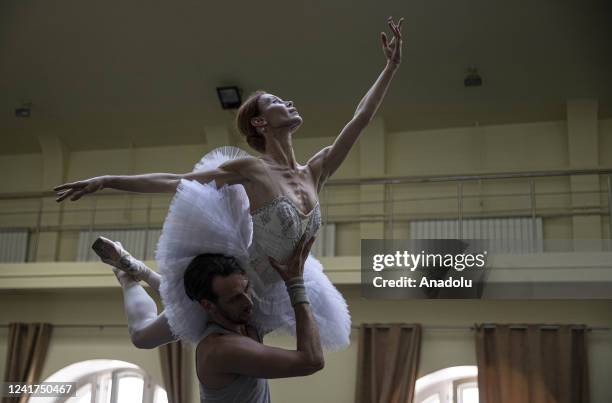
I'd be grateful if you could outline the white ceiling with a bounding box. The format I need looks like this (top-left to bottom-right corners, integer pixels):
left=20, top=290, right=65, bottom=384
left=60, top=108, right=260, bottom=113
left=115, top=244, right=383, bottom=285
left=1, top=0, right=611, bottom=155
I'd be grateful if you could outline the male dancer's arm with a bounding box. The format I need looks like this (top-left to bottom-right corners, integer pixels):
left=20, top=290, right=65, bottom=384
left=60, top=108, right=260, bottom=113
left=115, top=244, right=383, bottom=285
left=203, top=236, right=325, bottom=378
left=291, top=297, right=325, bottom=374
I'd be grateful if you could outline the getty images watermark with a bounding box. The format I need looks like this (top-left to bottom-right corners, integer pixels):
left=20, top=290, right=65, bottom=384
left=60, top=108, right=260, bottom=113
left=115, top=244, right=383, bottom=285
left=361, top=239, right=489, bottom=299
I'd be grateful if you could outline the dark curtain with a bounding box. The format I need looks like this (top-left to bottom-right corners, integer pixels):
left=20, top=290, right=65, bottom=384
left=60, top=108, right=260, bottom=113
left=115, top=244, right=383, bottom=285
left=475, top=324, right=589, bottom=403
left=355, top=324, right=421, bottom=403
left=159, top=340, right=187, bottom=403
left=2, top=323, right=53, bottom=403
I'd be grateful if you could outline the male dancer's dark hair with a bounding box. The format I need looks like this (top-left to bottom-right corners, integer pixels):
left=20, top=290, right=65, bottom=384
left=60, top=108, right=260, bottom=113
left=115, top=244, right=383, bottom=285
left=183, top=254, right=246, bottom=303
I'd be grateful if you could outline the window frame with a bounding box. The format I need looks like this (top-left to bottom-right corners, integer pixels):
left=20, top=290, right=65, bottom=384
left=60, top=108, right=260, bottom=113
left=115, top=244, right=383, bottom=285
left=56, top=367, right=164, bottom=403
left=452, top=376, right=478, bottom=403
left=414, top=366, right=479, bottom=403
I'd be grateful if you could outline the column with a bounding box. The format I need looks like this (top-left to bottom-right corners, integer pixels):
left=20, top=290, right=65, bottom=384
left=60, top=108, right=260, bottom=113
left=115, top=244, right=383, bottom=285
left=566, top=99, right=602, bottom=249
left=359, top=117, right=387, bottom=242
left=36, top=135, right=67, bottom=261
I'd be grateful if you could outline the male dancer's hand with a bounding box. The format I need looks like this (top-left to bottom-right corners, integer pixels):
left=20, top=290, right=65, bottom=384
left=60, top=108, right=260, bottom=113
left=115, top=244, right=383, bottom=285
left=268, top=235, right=316, bottom=282
left=211, top=234, right=324, bottom=379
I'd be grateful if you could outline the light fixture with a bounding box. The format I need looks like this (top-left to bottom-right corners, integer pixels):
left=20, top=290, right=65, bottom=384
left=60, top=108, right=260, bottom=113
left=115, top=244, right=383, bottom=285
left=464, top=67, right=482, bottom=87
left=216, top=86, right=242, bottom=110
left=15, top=101, right=32, bottom=118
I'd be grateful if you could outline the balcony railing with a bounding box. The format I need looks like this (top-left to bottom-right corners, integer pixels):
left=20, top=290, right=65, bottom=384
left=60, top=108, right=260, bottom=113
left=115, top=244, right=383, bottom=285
left=0, top=168, right=611, bottom=262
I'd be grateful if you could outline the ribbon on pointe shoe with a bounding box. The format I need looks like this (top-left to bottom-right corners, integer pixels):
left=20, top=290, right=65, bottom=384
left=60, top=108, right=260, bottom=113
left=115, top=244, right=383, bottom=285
left=92, top=237, right=150, bottom=282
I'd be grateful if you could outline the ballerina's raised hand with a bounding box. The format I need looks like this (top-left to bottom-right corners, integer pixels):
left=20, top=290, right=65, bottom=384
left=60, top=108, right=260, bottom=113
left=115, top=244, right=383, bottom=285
left=382, top=16, right=404, bottom=68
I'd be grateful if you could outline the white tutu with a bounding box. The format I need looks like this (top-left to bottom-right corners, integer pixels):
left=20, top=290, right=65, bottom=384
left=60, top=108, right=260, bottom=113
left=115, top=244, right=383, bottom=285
left=157, top=146, right=351, bottom=351
left=249, top=254, right=352, bottom=351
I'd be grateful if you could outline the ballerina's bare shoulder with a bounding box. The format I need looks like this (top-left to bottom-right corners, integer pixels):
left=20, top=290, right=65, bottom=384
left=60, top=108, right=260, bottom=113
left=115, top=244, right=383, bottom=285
left=225, top=157, right=319, bottom=216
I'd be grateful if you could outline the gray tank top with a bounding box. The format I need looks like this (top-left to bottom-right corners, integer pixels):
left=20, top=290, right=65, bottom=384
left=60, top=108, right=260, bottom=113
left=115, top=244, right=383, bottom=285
left=197, top=323, right=271, bottom=403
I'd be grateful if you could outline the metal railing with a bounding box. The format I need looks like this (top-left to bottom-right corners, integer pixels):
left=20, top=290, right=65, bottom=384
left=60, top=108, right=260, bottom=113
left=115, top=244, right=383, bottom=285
left=0, top=167, right=611, bottom=261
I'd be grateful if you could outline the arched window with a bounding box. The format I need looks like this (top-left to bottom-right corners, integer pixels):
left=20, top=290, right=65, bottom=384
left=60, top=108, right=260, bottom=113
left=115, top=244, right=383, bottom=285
left=414, top=366, right=478, bottom=403
left=39, top=359, right=168, bottom=403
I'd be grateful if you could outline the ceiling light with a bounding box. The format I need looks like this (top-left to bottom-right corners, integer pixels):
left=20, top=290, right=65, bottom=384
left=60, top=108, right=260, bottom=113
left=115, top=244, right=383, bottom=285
left=464, top=67, right=482, bottom=87
left=15, top=101, right=32, bottom=118
left=216, top=86, right=242, bottom=110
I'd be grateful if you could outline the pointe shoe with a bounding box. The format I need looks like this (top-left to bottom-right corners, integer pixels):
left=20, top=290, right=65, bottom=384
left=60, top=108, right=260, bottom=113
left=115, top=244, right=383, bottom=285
left=92, top=236, right=149, bottom=281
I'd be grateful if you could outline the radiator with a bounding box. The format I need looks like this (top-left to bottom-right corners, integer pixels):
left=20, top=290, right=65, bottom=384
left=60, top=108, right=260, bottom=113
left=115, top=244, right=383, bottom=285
left=0, top=229, right=29, bottom=262
left=410, top=217, right=543, bottom=253
left=77, top=229, right=162, bottom=261
left=311, top=223, right=336, bottom=257
left=78, top=223, right=336, bottom=262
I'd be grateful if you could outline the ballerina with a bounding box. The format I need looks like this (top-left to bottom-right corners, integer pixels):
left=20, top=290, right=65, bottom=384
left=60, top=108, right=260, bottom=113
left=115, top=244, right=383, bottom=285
left=55, top=17, right=404, bottom=351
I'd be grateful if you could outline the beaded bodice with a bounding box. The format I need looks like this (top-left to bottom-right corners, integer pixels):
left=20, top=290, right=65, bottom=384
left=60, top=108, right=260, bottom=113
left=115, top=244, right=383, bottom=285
left=248, top=196, right=321, bottom=285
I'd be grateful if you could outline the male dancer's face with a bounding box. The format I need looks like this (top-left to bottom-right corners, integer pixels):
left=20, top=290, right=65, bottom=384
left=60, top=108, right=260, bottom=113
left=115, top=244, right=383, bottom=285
left=208, top=273, right=254, bottom=325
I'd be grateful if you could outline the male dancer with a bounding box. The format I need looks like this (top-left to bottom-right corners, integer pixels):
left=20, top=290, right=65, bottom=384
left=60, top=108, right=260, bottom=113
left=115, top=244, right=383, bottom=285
left=94, top=235, right=321, bottom=402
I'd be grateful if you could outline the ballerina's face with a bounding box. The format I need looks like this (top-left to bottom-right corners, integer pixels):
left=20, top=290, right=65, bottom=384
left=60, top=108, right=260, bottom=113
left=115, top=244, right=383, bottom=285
left=210, top=273, right=254, bottom=324
left=255, top=93, right=303, bottom=132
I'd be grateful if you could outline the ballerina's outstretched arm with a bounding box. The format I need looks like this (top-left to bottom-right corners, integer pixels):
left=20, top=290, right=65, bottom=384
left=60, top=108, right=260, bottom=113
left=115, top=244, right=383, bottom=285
left=308, top=17, right=404, bottom=188
left=53, top=157, right=254, bottom=202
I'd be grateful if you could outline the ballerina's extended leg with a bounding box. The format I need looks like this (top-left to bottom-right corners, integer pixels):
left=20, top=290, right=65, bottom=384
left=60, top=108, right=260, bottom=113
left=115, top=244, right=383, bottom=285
left=112, top=269, right=176, bottom=348
left=93, top=237, right=176, bottom=348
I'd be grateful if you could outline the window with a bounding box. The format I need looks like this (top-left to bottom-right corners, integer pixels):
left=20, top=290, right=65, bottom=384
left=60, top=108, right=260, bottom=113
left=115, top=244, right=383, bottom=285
left=455, top=379, right=478, bottom=403
left=39, top=359, right=168, bottom=403
left=421, top=394, right=441, bottom=403
left=414, top=366, right=478, bottom=403
left=77, top=229, right=162, bottom=261
left=72, top=384, right=92, bottom=403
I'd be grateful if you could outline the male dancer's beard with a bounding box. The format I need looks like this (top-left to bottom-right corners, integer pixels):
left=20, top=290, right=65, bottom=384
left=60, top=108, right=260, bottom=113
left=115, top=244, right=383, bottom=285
left=216, top=304, right=249, bottom=325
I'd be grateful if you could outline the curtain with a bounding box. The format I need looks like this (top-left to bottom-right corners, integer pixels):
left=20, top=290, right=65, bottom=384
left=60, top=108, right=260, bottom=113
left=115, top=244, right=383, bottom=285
left=475, top=324, right=589, bottom=403
left=355, top=324, right=421, bottom=403
left=2, top=323, right=53, bottom=403
left=159, top=340, right=186, bottom=403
